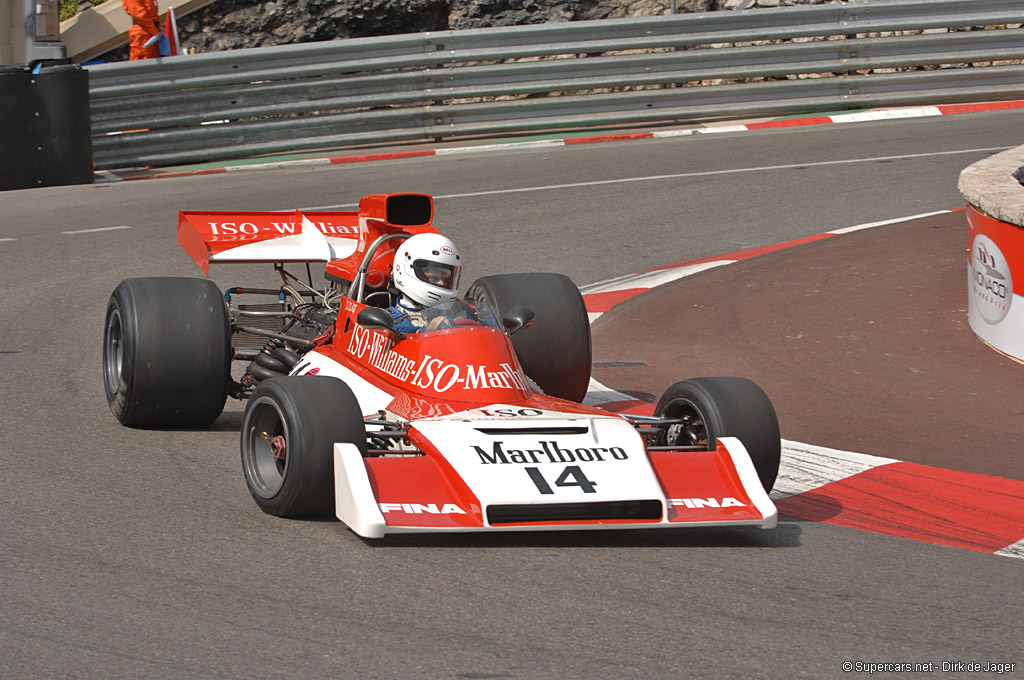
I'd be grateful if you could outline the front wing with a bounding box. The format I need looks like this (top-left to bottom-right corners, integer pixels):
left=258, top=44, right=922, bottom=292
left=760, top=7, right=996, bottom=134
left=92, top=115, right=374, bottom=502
left=333, top=436, right=777, bottom=538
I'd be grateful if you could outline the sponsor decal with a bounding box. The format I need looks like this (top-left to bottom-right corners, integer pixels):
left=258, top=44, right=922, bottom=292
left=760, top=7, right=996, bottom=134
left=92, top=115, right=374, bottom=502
left=970, top=234, right=1013, bottom=324
left=379, top=503, right=466, bottom=514
left=474, top=407, right=543, bottom=418
left=472, top=441, right=628, bottom=465
left=668, top=498, right=747, bottom=509
left=345, top=324, right=528, bottom=392
left=346, top=324, right=417, bottom=381
left=205, top=220, right=357, bottom=238
left=413, top=360, right=527, bottom=392
left=470, top=441, right=629, bottom=495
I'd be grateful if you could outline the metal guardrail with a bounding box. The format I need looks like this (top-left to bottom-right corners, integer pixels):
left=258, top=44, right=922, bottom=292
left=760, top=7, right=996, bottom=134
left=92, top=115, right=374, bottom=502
left=85, top=0, right=1024, bottom=170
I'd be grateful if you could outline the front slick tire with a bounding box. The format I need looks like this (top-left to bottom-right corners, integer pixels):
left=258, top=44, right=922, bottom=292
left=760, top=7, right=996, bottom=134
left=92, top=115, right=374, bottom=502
left=655, top=377, right=781, bottom=493
left=241, top=377, right=367, bottom=518
left=103, top=277, right=230, bottom=428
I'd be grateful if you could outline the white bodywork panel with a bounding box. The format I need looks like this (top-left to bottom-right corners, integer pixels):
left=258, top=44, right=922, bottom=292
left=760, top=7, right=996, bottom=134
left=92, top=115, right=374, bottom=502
left=411, top=416, right=664, bottom=508
left=334, top=443, right=387, bottom=539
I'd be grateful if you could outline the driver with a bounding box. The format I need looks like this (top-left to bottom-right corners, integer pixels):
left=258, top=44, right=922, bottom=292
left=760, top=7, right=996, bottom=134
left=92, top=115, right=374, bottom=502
left=388, top=233, right=464, bottom=333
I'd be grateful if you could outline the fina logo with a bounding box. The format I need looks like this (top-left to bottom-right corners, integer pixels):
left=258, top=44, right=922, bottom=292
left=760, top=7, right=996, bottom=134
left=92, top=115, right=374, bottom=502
left=970, top=234, right=1013, bottom=324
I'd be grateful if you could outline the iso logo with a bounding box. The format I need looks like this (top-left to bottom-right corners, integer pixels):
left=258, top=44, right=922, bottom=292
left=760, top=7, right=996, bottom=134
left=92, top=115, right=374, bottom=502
left=970, top=233, right=1013, bottom=324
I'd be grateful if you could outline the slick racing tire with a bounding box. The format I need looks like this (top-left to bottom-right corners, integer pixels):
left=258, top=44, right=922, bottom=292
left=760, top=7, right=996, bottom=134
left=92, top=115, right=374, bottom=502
left=466, top=273, right=592, bottom=403
left=655, top=377, right=781, bottom=493
left=240, top=376, right=367, bottom=518
left=103, top=277, right=230, bottom=428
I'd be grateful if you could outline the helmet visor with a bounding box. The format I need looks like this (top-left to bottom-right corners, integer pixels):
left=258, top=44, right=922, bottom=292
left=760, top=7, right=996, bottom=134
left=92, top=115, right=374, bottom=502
left=413, top=259, right=459, bottom=290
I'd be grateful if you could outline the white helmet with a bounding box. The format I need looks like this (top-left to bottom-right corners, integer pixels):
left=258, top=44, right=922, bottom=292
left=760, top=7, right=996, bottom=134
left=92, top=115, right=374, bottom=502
left=392, top=233, right=461, bottom=307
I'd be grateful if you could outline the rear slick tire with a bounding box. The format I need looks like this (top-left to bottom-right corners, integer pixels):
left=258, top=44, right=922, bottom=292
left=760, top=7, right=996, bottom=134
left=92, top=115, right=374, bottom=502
left=466, top=272, right=592, bottom=402
left=102, top=277, right=230, bottom=428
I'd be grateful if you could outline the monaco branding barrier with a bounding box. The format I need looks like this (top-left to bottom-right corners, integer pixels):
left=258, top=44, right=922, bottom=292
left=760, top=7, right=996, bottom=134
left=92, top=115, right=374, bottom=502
left=959, top=146, right=1024, bottom=362
left=964, top=204, right=1024, bottom=361
left=83, top=0, right=1024, bottom=170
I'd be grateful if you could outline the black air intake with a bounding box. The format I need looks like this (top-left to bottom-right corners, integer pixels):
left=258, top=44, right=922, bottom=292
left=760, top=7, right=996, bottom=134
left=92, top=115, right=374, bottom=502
left=487, top=500, right=662, bottom=525
left=473, top=426, right=589, bottom=436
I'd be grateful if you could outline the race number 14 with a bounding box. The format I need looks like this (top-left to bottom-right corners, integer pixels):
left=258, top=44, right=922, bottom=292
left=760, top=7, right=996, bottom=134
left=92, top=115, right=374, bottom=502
left=525, top=466, right=597, bottom=494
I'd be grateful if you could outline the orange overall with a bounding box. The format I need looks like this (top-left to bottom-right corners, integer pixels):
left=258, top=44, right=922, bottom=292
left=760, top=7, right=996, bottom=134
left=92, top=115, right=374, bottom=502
left=123, top=0, right=160, bottom=60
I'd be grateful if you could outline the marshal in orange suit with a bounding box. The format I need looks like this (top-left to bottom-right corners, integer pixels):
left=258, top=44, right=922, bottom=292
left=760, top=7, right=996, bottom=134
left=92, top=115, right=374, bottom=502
left=123, top=0, right=160, bottom=60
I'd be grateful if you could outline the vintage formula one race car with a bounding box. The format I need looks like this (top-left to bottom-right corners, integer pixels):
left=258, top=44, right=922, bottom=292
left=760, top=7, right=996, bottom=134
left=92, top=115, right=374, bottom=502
left=102, top=193, right=781, bottom=538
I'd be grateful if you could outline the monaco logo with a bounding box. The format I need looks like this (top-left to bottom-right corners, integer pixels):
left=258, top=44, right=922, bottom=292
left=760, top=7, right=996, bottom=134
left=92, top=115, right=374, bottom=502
left=970, top=234, right=1013, bottom=324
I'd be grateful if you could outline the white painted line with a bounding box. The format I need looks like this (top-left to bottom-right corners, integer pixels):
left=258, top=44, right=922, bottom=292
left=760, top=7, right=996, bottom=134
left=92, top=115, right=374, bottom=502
left=227, top=158, right=332, bottom=172
left=94, top=170, right=122, bottom=182
left=655, top=126, right=751, bottom=137
left=690, top=125, right=753, bottom=135
left=0, top=238, right=16, bottom=243
left=61, top=226, right=133, bottom=235
left=436, top=140, right=565, bottom=154
left=831, top=107, right=942, bottom=123
left=581, top=260, right=733, bottom=295
left=651, top=129, right=699, bottom=138
left=827, top=210, right=953, bottom=234
left=995, top=538, right=1024, bottom=560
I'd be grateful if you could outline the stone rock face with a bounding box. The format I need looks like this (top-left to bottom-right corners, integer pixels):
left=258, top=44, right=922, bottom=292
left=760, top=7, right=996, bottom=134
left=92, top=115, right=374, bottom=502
left=87, top=0, right=838, bottom=58
left=178, top=0, right=451, bottom=51
left=173, top=0, right=815, bottom=53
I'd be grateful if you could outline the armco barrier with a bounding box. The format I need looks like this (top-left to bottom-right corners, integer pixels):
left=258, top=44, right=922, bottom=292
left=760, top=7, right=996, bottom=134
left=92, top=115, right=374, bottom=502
left=84, top=0, right=1024, bottom=171
left=960, top=147, right=1024, bottom=362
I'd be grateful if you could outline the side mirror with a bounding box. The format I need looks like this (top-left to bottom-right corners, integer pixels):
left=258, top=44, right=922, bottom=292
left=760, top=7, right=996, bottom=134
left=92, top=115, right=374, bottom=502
left=502, top=305, right=536, bottom=335
left=357, top=307, right=401, bottom=337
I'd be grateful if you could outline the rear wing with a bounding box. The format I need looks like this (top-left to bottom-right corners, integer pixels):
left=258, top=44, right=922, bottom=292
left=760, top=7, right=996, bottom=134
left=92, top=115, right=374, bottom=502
left=177, top=210, right=359, bottom=274
left=177, top=193, right=435, bottom=275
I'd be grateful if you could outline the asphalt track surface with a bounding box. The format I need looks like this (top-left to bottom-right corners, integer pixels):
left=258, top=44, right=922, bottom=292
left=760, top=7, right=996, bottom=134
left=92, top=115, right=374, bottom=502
left=593, top=208, right=1023, bottom=475
left=2, top=110, right=1022, bottom=678
left=585, top=209, right=1024, bottom=557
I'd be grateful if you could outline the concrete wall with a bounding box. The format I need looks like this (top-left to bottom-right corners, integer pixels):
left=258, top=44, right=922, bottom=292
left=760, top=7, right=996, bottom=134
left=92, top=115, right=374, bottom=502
left=960, top=145, right=1024, bottom=229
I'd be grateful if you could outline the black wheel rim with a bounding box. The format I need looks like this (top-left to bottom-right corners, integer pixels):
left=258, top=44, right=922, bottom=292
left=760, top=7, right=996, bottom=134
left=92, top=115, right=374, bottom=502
left=662, top=399, right=710, bottom=449
left=104, top=307, right=124, bottom=396
left=242, top=397, right=289, bottom=499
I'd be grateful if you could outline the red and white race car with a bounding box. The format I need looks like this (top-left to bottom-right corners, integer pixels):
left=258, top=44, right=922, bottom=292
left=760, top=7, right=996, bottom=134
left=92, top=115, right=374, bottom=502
left=103, top=193, right=780, bottom=537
